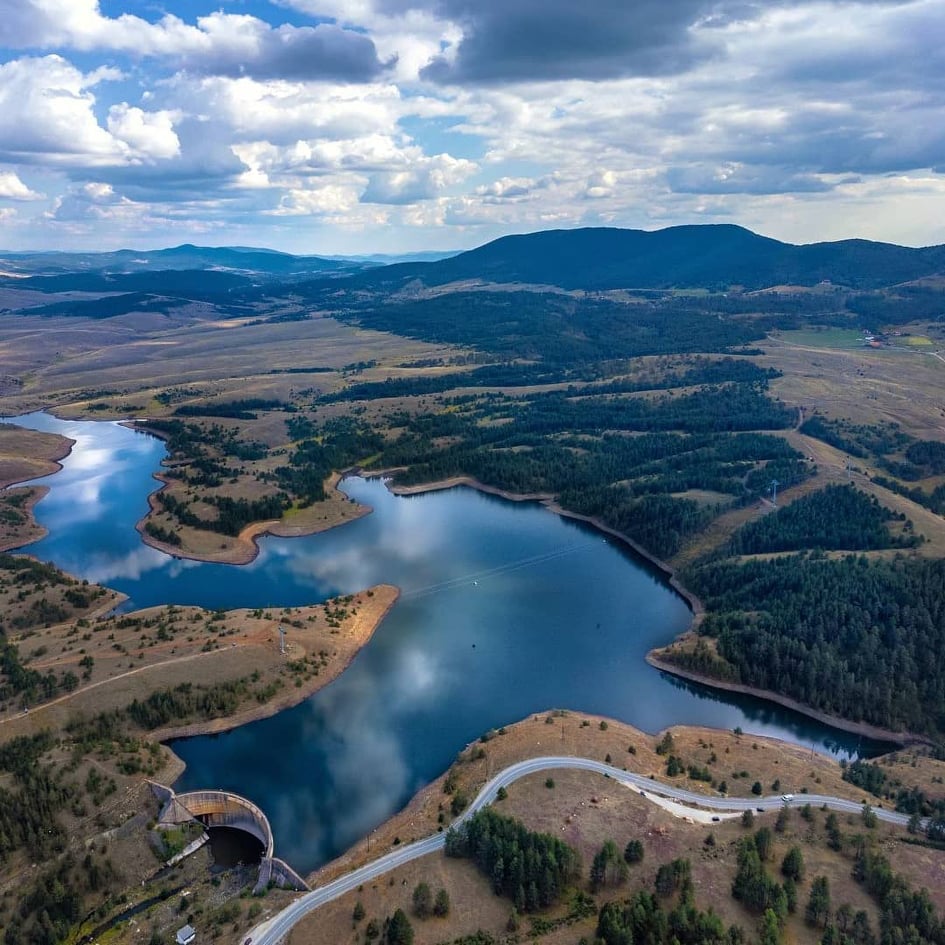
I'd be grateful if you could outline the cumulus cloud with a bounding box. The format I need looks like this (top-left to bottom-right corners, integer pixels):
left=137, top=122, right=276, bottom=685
left=48, top=181, right=128, bottom=223
left=160, top=74, right=405, bottom=145
left=0, top=56, right=121, bottom=164
left=107, top=105, right=181, bottom=161
left=270, top=182, right=362, bottom=216
left=1, top=0, right=944, bottom=249
left=475, top=176, right=549, bottom=200
left=666, top=163, right=837, bottom=195
left=182, top=14, right=390, bottom=82
left=361, top=152, right=476, bottom=203
left=85, top=118, right=249, bottom=202
left=0, top=171, right=43, bottom=200
left=0, top=0, right=389, bottom=82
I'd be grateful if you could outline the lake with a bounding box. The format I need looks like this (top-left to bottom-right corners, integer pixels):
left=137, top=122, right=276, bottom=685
left=6, top=413, right=886, bottom=873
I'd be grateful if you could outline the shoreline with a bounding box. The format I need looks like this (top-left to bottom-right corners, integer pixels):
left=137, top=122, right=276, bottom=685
left=134, top=439, right=372, bottom=565
left=0, top=425, right=75, bottom=490
left=154, top=584, right=400, bottom=746
left=0, top=422, right=75, bottom=551
left=2, top=419, right=924, bottom=754
left=645, top=650, right=925, bottom=747
left=301, top=707, right=893, bottom=891
left=375, top=470, right=705, bottom=623
left=0, top=485, right=51, bottom=552
left=371, top=471, right=940, bottom=748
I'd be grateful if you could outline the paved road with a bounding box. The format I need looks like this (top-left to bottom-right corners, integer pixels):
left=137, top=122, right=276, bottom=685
left=245, top=755, right=917, bottom=945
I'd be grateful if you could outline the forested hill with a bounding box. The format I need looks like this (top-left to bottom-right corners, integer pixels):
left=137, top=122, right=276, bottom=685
left=331, top=224, right=945, bottom=292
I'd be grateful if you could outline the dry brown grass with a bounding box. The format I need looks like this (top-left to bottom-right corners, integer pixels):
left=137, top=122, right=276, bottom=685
left=672, top=330, right=945, bottom=565
left=0, top=486, right=51, bottom=550
left=0, top=312, right=455, bottom=416
left=0, top=422, right=72, bottom=487
left=306, top=712, right=906, bottom=898
left=289, top=723, right=945, bottom=945
left=763, top=331, right=945, bottom=438
left=0, top=559, right=124, bottom=646
left=0, top=584, right=398, bottom=740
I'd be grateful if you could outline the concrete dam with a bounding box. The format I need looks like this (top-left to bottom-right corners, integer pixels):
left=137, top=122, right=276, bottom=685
left=150, top=782, right=308, bottom=893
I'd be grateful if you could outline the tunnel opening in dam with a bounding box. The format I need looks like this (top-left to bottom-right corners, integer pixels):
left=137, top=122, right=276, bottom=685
left=207, top=826, right=265, bottom=869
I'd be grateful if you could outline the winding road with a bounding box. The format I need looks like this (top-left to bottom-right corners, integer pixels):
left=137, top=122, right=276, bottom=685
left=245, top=755, right=917, bottom=945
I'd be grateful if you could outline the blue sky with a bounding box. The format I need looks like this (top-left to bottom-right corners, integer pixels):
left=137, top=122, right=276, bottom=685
left=0, top=0, right=942, bottom=253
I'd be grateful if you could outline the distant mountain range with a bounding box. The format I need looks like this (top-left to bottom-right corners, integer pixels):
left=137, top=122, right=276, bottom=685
left=338, top=225, right=945, bottom=292
left=2, top=226, right=944, bottom=295
left=0, top=244, right=457, bottom=281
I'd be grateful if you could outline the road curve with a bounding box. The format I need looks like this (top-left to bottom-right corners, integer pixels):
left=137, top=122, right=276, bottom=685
left=245, top=755, right=918, bottom=945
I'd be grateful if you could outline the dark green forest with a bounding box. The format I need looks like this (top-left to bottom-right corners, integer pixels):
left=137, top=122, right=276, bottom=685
left=675, top=555, right=945, bottom=735
left=445, top=808, right=582, bottom=913
left=725, top=485, right=919, bottom=555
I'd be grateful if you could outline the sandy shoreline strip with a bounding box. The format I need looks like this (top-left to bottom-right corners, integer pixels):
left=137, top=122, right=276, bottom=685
left=381, top=471, right=705, bottom=623
left=3, top=426, right=925, bottom=750
left=0, top=427, right=75, bottom=490
left=153, top=583, right=400, bottom=744
left=645, top=651, right=922, bottom=746
left=378, top=471, right=932, bottom=747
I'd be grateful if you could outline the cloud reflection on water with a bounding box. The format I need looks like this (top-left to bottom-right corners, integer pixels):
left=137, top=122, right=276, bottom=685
left=5, top=413, right=894, bottom=876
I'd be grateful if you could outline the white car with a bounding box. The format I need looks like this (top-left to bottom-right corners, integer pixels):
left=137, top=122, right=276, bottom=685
left=781, top=793, right=794, bottom=802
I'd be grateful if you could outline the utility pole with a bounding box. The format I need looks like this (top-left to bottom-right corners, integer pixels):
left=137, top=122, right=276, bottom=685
left=769, top=479, right=780, bottom=507
left=278, top=625, right=286, bottom=655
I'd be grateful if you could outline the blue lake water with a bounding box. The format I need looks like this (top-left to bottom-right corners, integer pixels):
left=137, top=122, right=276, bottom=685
left=6, top=412, right=887, bottom=873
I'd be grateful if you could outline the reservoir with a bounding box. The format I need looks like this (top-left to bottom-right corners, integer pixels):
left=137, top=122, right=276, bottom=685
left=7, top=413, right=886, bottom=873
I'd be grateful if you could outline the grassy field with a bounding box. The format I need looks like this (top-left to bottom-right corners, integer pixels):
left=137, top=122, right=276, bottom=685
left=0, top=580, right=397, bottom=945
left=0, top=423, right=72, bottom=487
left=775, top=328, right=872, bottom=349
left=0, top=584, right=397, bottom=737
left=0, top=311, right=457, bottom=417
left=286, top=711, right=945, bottom=945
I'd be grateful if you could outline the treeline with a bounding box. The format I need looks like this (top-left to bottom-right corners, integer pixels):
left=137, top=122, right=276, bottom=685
left=799, top=416, right=908, bottom=459
left=320, top=361, right=574, bottom=402
left=800, top=415, right=945, bottom=510
left=846, top=284, right=945, bottom=324
left=561, top=488, right=714, bottom=559
left=331, top=291, right=769, bottom=367
left=126, top=680, right=250, bottom=729
left=0, top=758, right=77, bottom=861
left=0, top=552, right=75, bottom=587
left=268, top=416, right=384, bottom=506
left=319, top=357, right=778, bottom=404
left=491, top=384, right=796, bottom=436
left=445, top=808, right=582, bottom=912
left=0, top=641, right=78, bottom=707
left=0, top=556, right=103, bottom=707
left=173, top=398, right=289, bottom=420
left=143, top=521, right=182, bottom=546
left=841, top=759, right=945, bottom=821
left=2, top=850, right=118, bottom=945
left=377, top=375, right=804, bottom=559
left=682, top=554, right=945, bottom=735
left=141, top=418, right=267, bottom=461
left=156, top=490, right=289, bottom=537
left=873, top=475, right=945, bottom=517
left=726, top=485, right=919, bottom=555
left=596, top=887, right=739, bottom=945
left=852, top=846, right=945, bottom=945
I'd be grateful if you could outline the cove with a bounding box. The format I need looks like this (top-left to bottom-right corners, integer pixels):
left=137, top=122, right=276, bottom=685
left=6, top=413, right=890, bottom=874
